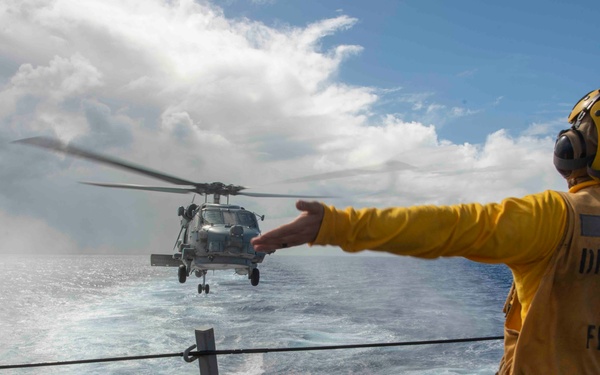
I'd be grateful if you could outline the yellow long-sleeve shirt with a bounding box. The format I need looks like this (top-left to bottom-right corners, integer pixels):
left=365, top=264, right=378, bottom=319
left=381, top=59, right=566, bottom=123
left=313, top=189, right=568, bottom=324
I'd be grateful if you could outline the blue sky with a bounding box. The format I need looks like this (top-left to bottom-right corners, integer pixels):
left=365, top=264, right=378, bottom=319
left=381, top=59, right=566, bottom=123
left=0, top=0, right=597, bottom=254
left=222, top=0, right=596, bottom=143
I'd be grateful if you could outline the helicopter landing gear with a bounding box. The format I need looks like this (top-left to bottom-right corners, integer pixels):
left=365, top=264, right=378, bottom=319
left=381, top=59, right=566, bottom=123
left=197, top=271, right=209, bottom=294
left=250, top=268, right=260, bottom=286
left=198, top=284, right=210, bottom=294
left=178, top=265, right=187, bottom=284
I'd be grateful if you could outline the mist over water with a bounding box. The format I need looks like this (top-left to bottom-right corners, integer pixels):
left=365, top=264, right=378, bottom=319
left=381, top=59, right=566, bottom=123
left=0, top=255, right=511, bottom=374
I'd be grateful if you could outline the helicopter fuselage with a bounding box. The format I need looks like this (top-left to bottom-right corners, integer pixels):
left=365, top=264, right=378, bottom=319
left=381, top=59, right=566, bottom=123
left=15, top=136, right=333, bottom=293
left=178, top=203, right=265, bottom=273
left=149, top=202, right=266, bottom=292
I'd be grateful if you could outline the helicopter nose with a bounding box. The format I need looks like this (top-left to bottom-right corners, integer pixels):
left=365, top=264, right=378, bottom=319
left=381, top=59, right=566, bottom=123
left=230, top=225, right=244, bottom=237
left=228, top=225, right=245, bottom=249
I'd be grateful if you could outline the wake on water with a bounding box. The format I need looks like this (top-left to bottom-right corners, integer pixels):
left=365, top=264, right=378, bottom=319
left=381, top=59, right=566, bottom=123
left=0, top=254, right=511, bottom=374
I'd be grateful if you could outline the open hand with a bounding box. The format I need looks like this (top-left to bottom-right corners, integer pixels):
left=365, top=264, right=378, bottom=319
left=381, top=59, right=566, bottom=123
left=251, top=200, right=324, bottom=252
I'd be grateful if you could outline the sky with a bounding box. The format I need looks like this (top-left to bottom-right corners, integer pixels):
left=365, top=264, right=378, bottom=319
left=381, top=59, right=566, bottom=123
left=0, top=0, right=597, bottom=255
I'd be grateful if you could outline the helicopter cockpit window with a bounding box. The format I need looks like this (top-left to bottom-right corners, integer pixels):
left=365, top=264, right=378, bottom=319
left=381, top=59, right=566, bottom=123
left=202, top=210, right=224, bottom=225
left=222, top=211, right=237, bottom=226
left=236, top=211, right=257, bottom=228
left=202, top=209, right=257, bottom=227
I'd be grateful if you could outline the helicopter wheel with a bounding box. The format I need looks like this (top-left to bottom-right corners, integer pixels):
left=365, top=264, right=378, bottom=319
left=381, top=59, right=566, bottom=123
left=198, top=284, right=210, bottom=294
left=250, top=268, right=260, bottom=286
left=178, top=265, right=187, bottom=284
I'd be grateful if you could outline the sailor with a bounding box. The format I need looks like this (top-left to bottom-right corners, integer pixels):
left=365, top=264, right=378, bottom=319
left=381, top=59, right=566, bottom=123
left=251, top=89, right=600, bottom=374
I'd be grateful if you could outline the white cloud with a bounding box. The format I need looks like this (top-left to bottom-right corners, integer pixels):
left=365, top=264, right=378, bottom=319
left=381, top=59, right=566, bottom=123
left=10, top=54, right=102, bottom=100
left=0, top=0, right=566, bottom=254
left=391, top=91, right=481, bottom=125
left=398, top=92, right=434, bottom=111
left=522, top=118, right=564, bottom=137
left=0, top=211, right=80, bottom=254
left=450, top=106, right=481, bottom=117
left=427, top=103, right=446, bottom=113
left=457, top=68, right=477, bottom=78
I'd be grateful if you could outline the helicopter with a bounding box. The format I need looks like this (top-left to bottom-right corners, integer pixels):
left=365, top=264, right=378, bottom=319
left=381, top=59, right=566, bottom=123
left=13, top=136, right=339, bottom=294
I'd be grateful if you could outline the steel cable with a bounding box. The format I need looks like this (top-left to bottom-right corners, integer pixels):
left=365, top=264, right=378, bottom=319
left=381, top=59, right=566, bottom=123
left=0, top=335, right=503, bottom=370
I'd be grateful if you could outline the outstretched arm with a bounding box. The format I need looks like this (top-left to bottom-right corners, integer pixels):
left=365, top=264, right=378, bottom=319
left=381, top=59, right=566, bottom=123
left=251, top=200, right=324, bottom=252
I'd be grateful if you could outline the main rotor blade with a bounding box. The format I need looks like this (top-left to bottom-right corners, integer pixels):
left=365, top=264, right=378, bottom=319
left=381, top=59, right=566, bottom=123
left=13, top=137, right=198, bottom=186
left=269, top=160, right=416, bottom=185
left=80, top=182, right=196, bottom=194
left=238, top=191, right=336, bottom=198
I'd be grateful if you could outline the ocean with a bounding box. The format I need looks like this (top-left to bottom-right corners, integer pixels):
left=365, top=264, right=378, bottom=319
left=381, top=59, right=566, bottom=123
left=0, top=254, right=511, bottom=374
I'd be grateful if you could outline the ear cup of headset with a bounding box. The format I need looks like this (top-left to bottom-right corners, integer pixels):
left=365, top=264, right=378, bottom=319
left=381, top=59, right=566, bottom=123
left=554, top=89, right=600, bottom=181
left=586, top=100, right=600, bottom=180
left=554, top=129, right=589, bottom=178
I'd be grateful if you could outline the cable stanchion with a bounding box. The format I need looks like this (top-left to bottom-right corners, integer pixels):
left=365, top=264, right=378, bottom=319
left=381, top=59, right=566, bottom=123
left=0, top=333, right=504, bottom=371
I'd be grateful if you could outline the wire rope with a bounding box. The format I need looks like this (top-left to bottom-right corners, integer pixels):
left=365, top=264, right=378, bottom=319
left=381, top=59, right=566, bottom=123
left=0, top=335, right=503, bottom=370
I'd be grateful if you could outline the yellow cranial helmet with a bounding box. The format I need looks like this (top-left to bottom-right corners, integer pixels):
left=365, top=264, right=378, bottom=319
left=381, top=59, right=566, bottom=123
left=554, top=89, right=600, bottom=180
